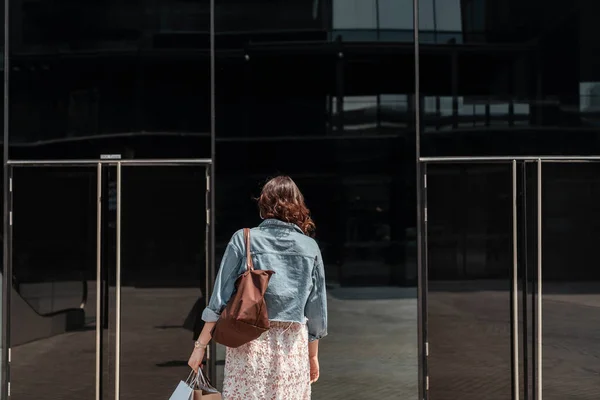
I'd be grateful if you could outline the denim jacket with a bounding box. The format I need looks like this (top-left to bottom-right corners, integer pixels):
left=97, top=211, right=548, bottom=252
left=202, top=219, right=328, bottom=342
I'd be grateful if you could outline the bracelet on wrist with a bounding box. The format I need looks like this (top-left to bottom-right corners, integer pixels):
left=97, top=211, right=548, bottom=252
left=194, top=341, right=208, bottom=349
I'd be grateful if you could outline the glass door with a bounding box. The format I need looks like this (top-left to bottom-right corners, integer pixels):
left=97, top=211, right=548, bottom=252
left=423, top=161, right=522, bottom=400
left=423, top=156, right=600, bottom=400
left=116, top=164, right=209, bottom=399
left=6, top=159, right=213, bottom=400
left=8, top=164, right=101, bottom=400
left=540, top=162, right=600, bottom=400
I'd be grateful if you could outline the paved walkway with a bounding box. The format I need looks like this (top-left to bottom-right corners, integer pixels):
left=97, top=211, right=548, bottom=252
left=215, top=287, right=418, bottom=400
left=428, top=281, right=600, bottom=400
left=9, top=286, right=418, bottom=400
left=11, top=282, right=600, bottom=399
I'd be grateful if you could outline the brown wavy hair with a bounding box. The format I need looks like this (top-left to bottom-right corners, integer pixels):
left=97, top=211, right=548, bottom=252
left=257, top=176, right=316, bottom=237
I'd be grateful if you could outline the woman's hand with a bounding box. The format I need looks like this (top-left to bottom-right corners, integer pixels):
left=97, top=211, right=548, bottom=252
left=188, top=323, right=215, bottom=373
left=188, top=347, right=206, bottom=373
left=309, top=356, right=320, bottom=384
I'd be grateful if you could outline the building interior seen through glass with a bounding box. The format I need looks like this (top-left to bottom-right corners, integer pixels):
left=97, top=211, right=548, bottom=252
left=3, top=0, right=600, bottom=399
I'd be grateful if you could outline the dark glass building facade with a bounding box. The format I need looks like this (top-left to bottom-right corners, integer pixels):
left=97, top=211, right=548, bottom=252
left=2, top=0, right=600, bottom=399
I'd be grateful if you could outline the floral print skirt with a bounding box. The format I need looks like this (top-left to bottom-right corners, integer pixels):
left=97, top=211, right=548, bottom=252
left=222, top=321, right=311, bottom=400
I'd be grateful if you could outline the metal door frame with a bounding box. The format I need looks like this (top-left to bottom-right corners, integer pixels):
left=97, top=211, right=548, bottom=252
left=2, top=158, right=214, bottom=400
left=419, top=155, right=600, bottom=400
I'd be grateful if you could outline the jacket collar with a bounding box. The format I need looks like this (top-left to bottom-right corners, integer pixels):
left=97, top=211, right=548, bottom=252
left=259, top=218, right=304, bottom=234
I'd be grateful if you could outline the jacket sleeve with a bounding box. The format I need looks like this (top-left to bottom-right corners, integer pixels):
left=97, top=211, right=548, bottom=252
left=201, top=239, right=243, bottom=322
left=305, top=252, right=328, bottom=342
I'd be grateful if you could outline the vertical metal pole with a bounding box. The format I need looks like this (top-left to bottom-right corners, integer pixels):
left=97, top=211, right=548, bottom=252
left=115, top=162, right=122, bottom=400
left=536, top=159, right=542, bottom=400
left=511, top=160, right=520, bottom=400
left=416, top=164, right=429, bottom=399
left=520, top=162, right=529, bottom=400
left=531, top=182, right=537, bottom=400
left=413, top=0, right=423, bottom=397
left=205, top=166, right=215, bottom=382
left=2, top=0, right=10, bottom=391
left=102, top=167, right=110, bottom=331
left=209, top=0, right=217, bottom=383
left=95, top=163, right=102, bottom=400
left=2, top=167, right=11, bottom=400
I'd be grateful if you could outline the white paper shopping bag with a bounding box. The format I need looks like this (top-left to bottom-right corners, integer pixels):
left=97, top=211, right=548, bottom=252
left=169, top=373, right=194, bottom=400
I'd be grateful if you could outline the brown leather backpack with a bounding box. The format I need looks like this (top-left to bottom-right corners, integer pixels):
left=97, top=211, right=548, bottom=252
left=211, top=228, right=275, bottom=348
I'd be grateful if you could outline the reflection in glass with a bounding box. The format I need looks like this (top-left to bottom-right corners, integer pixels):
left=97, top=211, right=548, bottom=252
left=216, top=0, right=323, bottom=33
left=214, top=172, right=418, bottom=398
left=10, top=0, right=211, bottom=159
left=579, top=82, right=600, bottom=126
left=422, top=97, right=531, bottom=132
left=427, top=163, right=513, bottom=400
left=334, top=95, right=410, bottom=133
left=331, top=0, right=414, bottom=41
left=418, top=0, right=600, bottom=157
left=10, top=167, right=97, bottom=400
left=224, top=0, right=418, bottom=396
left=418, top=0, right=463, bottom=43
left=118, top=166, right=206, bottom=400
left=213, top=137, right=418, bottom=398
left=330, top=0, right=470, bottom=43
left=541, top=163, right=600, bottom=400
